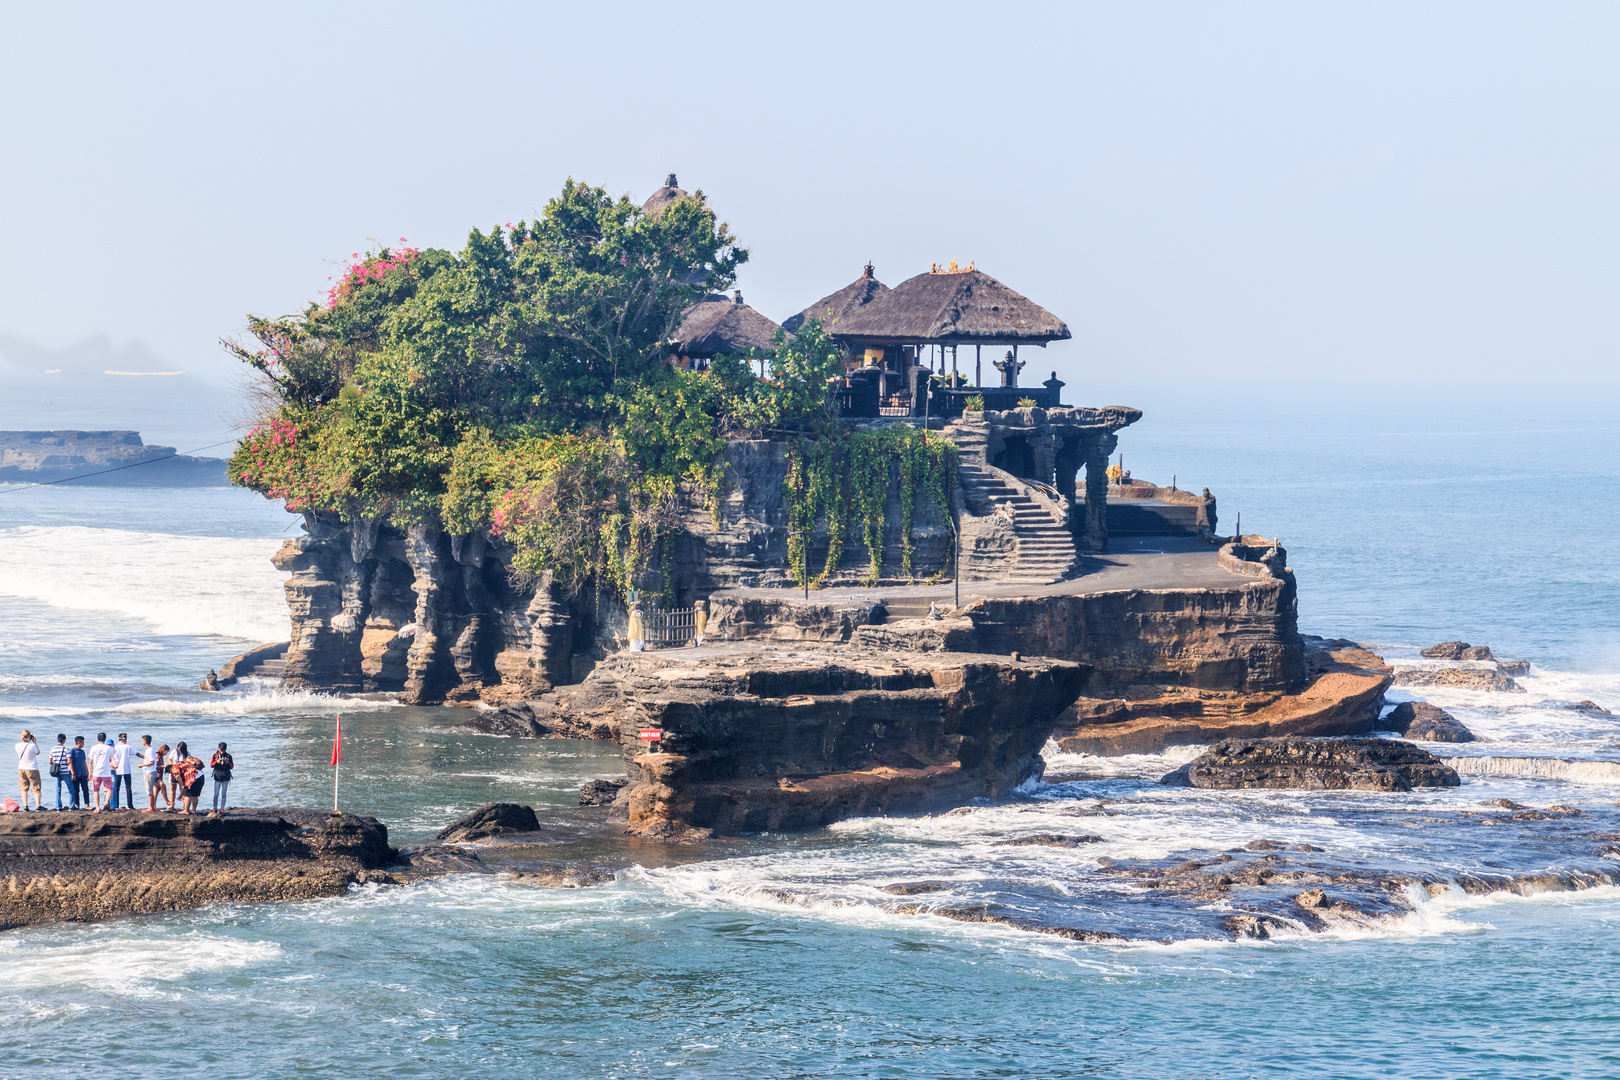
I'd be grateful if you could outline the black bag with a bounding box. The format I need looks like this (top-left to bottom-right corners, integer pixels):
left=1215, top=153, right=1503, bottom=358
left=47, top=750, right=60, bottom=779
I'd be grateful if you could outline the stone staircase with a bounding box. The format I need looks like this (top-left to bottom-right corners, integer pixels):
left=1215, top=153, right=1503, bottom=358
left=253, top=658, right=289, bottom=680
left=958, top=462, right=1079, bottom=584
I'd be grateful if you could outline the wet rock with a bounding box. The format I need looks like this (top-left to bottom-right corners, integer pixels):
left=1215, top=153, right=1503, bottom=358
left=1295, top=889, right=1328, bottom=908
left=0, top=809, right=394, bottom=929
left=462, top=704, right=544, bottom=738
left=1387, top=701, right=1476, bottom=743
left=991, top=834, right=1103, bottom=848
left=1572, top=700, right=1612, bottom=715
left=1163, top=737, right=1460, bottom=791
left=1485, top=798, right=1529, bottom=810
left=578, top=778, right=627, bottom=806
left=1495, top=659, right=1531, bottom=677
left=1394, top=668, right=1523, bottom=693
left=435, top=802, right=541, bottom=842
left=1244, top=839, right=1287, bottom=851
left=1421, top=641, right=1471, bottom=660
left=1460, top=646, right=1495, bottom=662
left=503, top=865, right=616, bottom=888
left=879, top=881, right=952, bottom=895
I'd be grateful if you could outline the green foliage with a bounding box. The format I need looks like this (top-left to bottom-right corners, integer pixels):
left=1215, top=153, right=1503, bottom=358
left=784, top=426, right=957, bottom=588
left=1017, top=396, right=1037, bottom=408
left=229, top=179, right=764, bottom=596
left=964, top=393, right=985, bottom=411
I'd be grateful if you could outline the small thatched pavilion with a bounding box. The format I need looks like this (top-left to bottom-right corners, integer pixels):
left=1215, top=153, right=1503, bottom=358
left=642, top=173, right=687, bottom=219
left=781, top=262, right=891, bottom=334
left=831, top=261, right=1071, bottom=415
left=666, top=291, right=786, bottom=373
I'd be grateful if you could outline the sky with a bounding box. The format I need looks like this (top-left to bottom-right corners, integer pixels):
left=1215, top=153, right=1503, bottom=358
left=1, top=0, right=1616, bottom=435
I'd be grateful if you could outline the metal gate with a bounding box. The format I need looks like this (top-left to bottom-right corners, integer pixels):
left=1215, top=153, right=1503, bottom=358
left=644, top=602, right=696, bottom=648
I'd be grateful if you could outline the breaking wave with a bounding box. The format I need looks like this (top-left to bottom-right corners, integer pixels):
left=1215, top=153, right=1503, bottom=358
left=1445, top=755, right=1620, bottom=786
left=0, top=525, right=286, bottom=641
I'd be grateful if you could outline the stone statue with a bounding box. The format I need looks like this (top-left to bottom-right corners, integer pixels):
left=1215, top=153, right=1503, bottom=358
left=993, top=350, right=1024, bottom=388
left=627, top=606, right=646, bottom=652
left=693, top=600, right=708, bottom=646
left=200, top=669, right=219, bottom=692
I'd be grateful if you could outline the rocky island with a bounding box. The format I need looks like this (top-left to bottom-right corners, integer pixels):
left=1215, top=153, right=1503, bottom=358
left=205, top=175, right=1421, bottom=841
left=0, top=430, right=227, bottom=486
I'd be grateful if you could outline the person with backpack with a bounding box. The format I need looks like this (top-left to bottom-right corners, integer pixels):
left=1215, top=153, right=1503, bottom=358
left=209, top=742, right=234, bottom=814
left=47, top=734, right=73, bottom=810
left=67, top=736, right=90, bottom=810
left=15, top=730, right=41, bottom=811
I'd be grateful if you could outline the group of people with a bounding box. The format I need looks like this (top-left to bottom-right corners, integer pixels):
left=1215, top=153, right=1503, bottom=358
left=13, top=731, right=235, bottom=815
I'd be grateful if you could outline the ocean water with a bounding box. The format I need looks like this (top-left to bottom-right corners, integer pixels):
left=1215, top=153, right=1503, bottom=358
left=1, top=387, right=1619, bottom=1079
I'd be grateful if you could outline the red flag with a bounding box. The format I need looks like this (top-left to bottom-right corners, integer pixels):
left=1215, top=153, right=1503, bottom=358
left=331, top=714, right=342, bottom=767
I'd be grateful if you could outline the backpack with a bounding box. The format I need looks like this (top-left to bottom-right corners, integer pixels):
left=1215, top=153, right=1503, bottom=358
left=212, top=754, right=233, bottom=782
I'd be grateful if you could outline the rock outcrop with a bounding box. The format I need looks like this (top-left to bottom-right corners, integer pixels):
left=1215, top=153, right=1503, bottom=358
left=0, top=430, right=227, bottom=486
left=1161, top=737, right=1461, bottom=791
left=1394, top=668, right=1523, bottom=693
left=583, top=644, right=1087, bottom=837
left=1386, top=701, right=1476, bottom=742
left=1053, top=638, right=1389, bottom=756
left=0, top=809, right=394, bottom=929
left=435, top=803, right=540, bottom=842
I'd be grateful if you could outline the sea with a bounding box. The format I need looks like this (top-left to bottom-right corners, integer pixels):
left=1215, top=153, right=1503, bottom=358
left=1, top=380, right=1618, bottom=1079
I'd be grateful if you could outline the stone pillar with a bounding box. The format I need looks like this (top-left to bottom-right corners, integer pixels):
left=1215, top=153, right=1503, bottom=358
left=1082, top=434, right=1116, bottom=552
left=402, top=524, right=461, bottom=704
left=1032, top=435, right=1059, bottom=489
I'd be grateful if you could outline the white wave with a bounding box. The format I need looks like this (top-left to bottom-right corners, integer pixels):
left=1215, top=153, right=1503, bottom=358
left=108, top=686, right=393, bottom=717
left=1445, top=755, right=1620, bottom=786
left=0, top=929, right=281, bottom=993
left=0, top=525, right=287, bottom=641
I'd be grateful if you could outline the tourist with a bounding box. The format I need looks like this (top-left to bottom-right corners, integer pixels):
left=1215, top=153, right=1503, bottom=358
left=154, top=743, right=174, bottom=810
left=109, top=732, right=134, bottom=810
left=68, top=736, right=89, bottom=810
left=209, top=742, right=234, bottom=815
left=171, top=742, right=204, bottom=815
left=137, top=735, right=160, bottom=812
left=15, top=730, right=41, bottom=812
left=87, top=732, right=114, bottom=811
left=693, top=600, right=708, bottom=646
left=47, top=734, right=73, bottom=810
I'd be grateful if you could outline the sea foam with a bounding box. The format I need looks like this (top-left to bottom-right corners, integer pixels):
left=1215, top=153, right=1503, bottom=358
left=0, top=525, right=286, bottom=641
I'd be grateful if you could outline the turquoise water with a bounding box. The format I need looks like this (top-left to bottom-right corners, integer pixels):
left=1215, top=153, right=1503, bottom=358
left=2, top=386, right=1618, bottom=1078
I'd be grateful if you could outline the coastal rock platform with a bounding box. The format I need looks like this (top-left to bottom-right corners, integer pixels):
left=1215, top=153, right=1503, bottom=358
left=1161, top=737, right=1461, bottom=791
left=595, top=644, right=1088, bottom=837
left=1052, top=639, right=1391, bottom=756
left=0, top=809, right=394, bottom=929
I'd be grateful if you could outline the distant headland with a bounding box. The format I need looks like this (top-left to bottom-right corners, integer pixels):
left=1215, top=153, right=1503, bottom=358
left=0, top=430, right=228, bottom=487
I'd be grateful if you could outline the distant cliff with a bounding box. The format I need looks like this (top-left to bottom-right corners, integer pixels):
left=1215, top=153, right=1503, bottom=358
left=0, top=430, right=227, bottom=486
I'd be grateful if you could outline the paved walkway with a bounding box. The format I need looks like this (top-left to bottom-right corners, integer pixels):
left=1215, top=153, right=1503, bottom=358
left=718, top=537, right=1248, bottom=607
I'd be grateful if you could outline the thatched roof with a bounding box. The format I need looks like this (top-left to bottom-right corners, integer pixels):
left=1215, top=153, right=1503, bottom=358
left=831, top=267, right=1070, bottom=345
left=642, top=173, right=687, bottom=219
left=669, top=293, right=785, bottom=357
left=781, top=263, right=891, bottom=333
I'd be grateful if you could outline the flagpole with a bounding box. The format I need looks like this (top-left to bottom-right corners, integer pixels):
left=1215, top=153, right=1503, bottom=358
left=331, top=713, right=342, bottom=817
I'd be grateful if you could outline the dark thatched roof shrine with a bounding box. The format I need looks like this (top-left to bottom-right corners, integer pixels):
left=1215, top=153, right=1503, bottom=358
left=642, top=173, right=687, bottom=219
left=669, top=293, right=785, bottom=357
left=832, top=266, right=1070, bottom=346
left=782, top=263, right=891, bottom=333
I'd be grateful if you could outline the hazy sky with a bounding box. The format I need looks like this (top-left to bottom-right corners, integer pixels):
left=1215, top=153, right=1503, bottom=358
left=2, top=1, right=1616, bottom=394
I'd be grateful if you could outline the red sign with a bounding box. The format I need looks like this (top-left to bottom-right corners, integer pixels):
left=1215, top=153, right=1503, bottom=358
left=638, top=729, right=664, bottom=741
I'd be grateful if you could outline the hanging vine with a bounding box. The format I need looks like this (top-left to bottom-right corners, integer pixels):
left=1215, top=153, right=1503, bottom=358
left=784, top=425, right=957, bottom=589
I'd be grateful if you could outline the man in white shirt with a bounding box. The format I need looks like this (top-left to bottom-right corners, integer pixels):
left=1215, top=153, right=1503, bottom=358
left=87, top=732, right=115, bottom=812
left=137, top=735, right=160, bottom=812
left=15, top=730, right=41, bottom=811
left=108, top=733, right=135, bottom=810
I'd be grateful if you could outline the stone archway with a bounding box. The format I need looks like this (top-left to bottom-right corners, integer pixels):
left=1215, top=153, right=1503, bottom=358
left=994, top=435, right=1036, bottom=479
